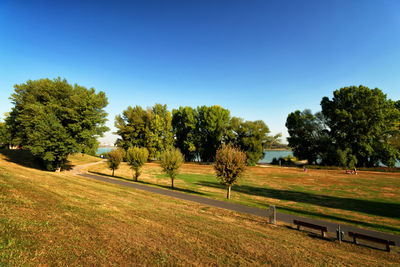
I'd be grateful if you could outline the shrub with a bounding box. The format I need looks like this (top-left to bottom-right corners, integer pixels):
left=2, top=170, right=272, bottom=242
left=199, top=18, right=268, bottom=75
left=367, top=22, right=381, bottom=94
left=214, top=144, right=246, bottom=199
left=106, top=149, right=124, bottom=176
left=160, top=148, right=184, bottom=188
left=126, top=146, right=149, bottom=181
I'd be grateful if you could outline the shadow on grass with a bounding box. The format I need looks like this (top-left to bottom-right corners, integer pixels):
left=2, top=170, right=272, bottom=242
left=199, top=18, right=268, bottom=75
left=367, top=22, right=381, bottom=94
left=196, top=181, right=400, bottom=220
left=88, top=171, right=206, bottom=196
left=0, top=149, right=74, bottom=171
left=0, top=149, right=45, bottom=170
left=279, top=206, right=400, bottom=234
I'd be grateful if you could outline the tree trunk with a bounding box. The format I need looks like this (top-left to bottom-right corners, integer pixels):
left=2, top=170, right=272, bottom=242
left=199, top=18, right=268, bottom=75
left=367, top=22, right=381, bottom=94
left=226, top=184, right=231, bottom=199
left=55, top=167, right=61, bottom=173
left=171, top=177, right=174, bottom=189
left=112, top=169, right=114, bottom=177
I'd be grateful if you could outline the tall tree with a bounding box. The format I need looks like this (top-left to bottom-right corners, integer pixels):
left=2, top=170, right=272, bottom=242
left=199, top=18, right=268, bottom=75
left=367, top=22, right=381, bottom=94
left=7, top=78, right=109, bottom=171
left=226, top=117, right=271, bottom=165
left=197, top=105, right=230, bottom=162
left=172, top=106, right=198, bottom=161
left=286, top=110, right=327, bottom=165
left=321, top=86, right=400, bottom=167
left=115, top=104, right=173, bottom=159
left=0, top=121, right=11, bottom=148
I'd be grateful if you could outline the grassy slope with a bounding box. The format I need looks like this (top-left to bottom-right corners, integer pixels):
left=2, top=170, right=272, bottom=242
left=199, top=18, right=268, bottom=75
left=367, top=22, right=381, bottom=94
left=88, top=162, right=400, bottom=234
left=1, top=155, right=399, bottom=265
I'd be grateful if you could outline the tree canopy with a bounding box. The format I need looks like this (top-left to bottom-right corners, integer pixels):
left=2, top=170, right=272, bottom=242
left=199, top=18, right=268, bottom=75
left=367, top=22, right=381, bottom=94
left=6, top=78, right=109, bottom=171
left=286, top=85, right=400, bottom=167
left=115, top=104, right=173, bottom=159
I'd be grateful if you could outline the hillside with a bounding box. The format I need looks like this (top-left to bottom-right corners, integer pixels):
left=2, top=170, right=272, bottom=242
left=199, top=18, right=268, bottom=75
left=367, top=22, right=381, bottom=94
left=0, top=151, right=399, bottom=265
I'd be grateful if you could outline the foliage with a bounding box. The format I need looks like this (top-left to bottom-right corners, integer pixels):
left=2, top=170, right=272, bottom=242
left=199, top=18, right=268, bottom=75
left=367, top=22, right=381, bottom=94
left=321, top=85, right=400, bottom=167
left=115, top=104, right=173, bottom=159
left=0, top=121, right=11, bottom=148
left=271, top=155, right=298, bottom=166
left=214, top=144, right=246, bottom=199
left=126, top=146, right=149, bottom=181
left=226, top=117, right=271, bottom=166
left=196, top=105, right=230, bottom=162
left=172, top=106, right=198, bottom=161
left=106, top=149, right=124, bottom=176
left=286, top=110, right=327, bottom=165
left=160, top=148, right=184, bottom=188
left=286, top=86, right=400, bottom=167
left=6, top=78, right=108, bottom=171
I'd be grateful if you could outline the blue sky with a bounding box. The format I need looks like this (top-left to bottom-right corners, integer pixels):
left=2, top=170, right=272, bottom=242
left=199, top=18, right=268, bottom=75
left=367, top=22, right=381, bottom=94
left=1, top=0, right=400, bottom=144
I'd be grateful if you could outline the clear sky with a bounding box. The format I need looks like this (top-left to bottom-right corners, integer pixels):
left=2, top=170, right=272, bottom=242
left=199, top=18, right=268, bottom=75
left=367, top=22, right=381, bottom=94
left=1, top=0, right=400, bottom=144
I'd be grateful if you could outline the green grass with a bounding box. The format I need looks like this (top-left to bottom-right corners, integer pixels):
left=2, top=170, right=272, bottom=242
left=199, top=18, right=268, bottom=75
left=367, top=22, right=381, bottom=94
left=88, top=162, right=400, bottom=234
left=1, top=152, right=399, bottom=265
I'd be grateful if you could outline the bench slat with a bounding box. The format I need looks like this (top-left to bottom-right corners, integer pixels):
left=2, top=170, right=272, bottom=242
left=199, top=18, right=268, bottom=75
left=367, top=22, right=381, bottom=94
left=348, top=231, right=395, bottom=252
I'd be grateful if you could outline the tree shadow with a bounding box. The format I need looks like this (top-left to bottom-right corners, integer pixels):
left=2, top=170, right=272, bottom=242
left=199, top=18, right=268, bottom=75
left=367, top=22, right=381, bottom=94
left=196, top=181, right=400, bottom=220
left=0, top=149, right=45, bottom=170
left=89, top=171, right=206, bottom=196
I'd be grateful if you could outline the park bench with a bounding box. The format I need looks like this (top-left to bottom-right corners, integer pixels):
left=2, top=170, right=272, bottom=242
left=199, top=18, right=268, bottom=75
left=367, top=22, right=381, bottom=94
left=293, top=220, right=328, bottom=237
left=348, top=231, right=395, bottom=252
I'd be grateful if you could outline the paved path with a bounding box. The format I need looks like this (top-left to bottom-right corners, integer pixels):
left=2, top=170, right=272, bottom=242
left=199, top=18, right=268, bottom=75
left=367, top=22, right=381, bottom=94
left=74, top=162, right=400, bottom=247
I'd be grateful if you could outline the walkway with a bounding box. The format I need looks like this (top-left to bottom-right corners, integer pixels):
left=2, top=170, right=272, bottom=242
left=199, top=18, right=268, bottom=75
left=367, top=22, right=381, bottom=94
left=74, top=162, right=400, bottom=247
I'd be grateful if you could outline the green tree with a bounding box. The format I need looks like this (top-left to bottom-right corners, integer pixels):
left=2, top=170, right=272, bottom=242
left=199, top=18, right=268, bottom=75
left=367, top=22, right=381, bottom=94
left=0, top=121, right=11, bottom=148
left=106, top=149, right=124, bottom=176
left=321, top=86, right=400, bottom=167
left=197, top=105, right=230, bottom=162
left=7, top=78, right=109, bottom=171
left=226, top=117, right=271, bottom=166
left=160, top=148, right=184, bottom=188
left=214, top=144, right=246, bottom=199
left=286, top=110, right=327, bottom=165
left=126, top=146, right=149, bottom=181
left=172, top=106, right=198, bottom=161
left=115, top=104, right=173, bottom=159
left=115, top=106, right=148, bottom=151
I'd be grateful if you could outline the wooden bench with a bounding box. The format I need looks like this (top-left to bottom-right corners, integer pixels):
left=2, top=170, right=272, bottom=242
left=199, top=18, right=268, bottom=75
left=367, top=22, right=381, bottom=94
left=348, top=232, right=395, bottom=252
left=293, top=220, right=328, bottom=237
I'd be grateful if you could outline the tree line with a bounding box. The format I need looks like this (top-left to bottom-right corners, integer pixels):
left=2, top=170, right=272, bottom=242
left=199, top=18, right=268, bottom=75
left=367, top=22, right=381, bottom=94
left=115, top=104, right=279, bottom=165
left=286, top=85, right=400, bottom=168
left=0, top=78, right=277, bottom=171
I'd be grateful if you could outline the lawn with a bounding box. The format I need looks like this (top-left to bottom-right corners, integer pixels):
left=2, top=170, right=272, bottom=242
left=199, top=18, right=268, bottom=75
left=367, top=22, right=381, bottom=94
left=88, top=161, right=400, bottom=234
left=1, top=152, right=399, bottom=265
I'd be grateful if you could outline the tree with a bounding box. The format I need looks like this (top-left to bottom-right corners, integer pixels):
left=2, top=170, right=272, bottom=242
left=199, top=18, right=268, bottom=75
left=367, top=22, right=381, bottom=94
left=197, top=105, right=230, bottom=162
left=226, top=117, right=271, bottom=166
left=321, top=86, right=400, bottom=167
left=6, top=78, right=109, bottom=171
left=160, top=148, right=184, bottom=188
left=0, top=121, right=11, bottom=148
left=285, top=110, right=327, bottom=165
left=115, top=104, right=173, bottom=159
left=214, top=144, right=246, bottom=199
left=172, top=106, right=198, bottom=161
left=106, top=149, right=124, bottom=176
left=126, top=146, right=149, bottom=181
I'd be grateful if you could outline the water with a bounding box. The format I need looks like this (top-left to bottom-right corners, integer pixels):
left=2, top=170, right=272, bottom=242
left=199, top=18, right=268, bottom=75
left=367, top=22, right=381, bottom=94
left=97, top=147, right=113, bottom=155
left=259, top=150, right=293, bottom=163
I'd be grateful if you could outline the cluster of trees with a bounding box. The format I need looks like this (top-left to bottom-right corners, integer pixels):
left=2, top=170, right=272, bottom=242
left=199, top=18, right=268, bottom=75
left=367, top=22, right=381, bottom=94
left=286, top=86, right=400, bottom=168
left=115, top=105, right=278, bottom=165
left=2, top=78, right=109, bottom=171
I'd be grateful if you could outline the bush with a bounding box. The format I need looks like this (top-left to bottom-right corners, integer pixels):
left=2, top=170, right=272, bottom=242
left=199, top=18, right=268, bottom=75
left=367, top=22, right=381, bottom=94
left=160, top=148, right=184, bottom=188
left=126, top=146, right=149, bottom=181
left=214, top=144, right=246, bottom=199
left=106, top=149, right=124, bottom=176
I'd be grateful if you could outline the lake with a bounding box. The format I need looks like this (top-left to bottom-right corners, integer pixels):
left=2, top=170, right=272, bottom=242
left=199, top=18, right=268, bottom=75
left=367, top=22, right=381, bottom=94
left=259, top=150, right=293, bottom=163
left=97, top=147, right=113, bottom=155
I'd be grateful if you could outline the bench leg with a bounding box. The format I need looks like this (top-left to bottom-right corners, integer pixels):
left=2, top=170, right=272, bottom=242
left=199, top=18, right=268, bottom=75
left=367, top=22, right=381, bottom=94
left=321, top=231, right=326, bottom=238
left=386, top=243, right=390, bottom=252
left=353, top=236, right=357, bottom=245
left=297, top=225, right=300, bottom=231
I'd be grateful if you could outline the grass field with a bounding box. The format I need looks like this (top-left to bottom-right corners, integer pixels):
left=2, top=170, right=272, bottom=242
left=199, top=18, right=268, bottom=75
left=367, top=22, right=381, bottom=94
left=87, top=161, right=400, bottom=235
left=1, top=151, right=399, bottom=265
